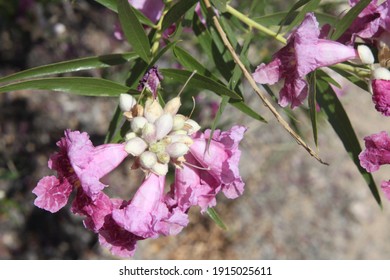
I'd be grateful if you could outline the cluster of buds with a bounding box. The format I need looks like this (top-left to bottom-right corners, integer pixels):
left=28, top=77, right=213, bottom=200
left=119, top=93, right=201, bottom=176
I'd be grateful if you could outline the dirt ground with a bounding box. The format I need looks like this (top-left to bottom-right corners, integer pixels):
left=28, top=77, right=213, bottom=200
left=1, top=0, right=390, bottom=259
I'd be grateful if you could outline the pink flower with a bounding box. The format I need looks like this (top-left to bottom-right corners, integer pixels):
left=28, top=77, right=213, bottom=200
left=359, top=131, right=390, bottom=172
left=372, top=79, right=390, bottom=116
left=252, top=13, right=358, bottom=108
left=129, top=0, right=164, bottom=23
left=32, top=130, right=128, bottom=212
left=339, top=0, right=389, bottom=45
left=381, top=180, right=390, bottom=201
left=170, top=125, right=246, bottom=212
left=359, top=131, right=390, bottom=202
left=112, top=173, right=188, bottom=239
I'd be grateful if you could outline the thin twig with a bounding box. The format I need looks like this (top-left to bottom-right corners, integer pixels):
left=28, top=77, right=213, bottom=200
left=203, top=0, right=327, bottom=165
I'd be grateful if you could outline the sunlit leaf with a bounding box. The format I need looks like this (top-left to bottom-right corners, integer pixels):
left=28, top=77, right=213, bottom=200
left=0, top=53, right=138, bottom=84
left=118, top=0, right=151, bottom=62
left=207, top=208, right=227, bottom=230
left=0, top=77, right=135, bottom=96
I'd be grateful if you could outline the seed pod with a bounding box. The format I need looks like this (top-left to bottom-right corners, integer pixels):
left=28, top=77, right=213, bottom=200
left=139, top=151, right=157, bottom=169
left=125, top=137, right=147, bottom=156
left=119, top=94, right=136, bottom=112
left=166, top=142, right=190, bottom=158
left=144, top=98, right=163, bottom=123
left=155, top=113, right=173, bottom=140
left=164, top=97, right=181, bottom=115
left=131, top=116, right=148, bottom=134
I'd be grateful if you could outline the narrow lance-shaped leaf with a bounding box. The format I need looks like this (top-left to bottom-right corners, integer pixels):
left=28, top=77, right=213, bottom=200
left=277, top=0, right=313, bottom=34
left=0, top=77, right=135, bottom=97
left=105, top=106, right=124, bottom=144
left=254, top=11, right=337, bottom=27
left=162, top=0, right=198, bottom=31
left=94, top=0, right=155, bottom=27
left=308, top=71, right=318, bottom=146
left=285, top=0, right=321, bottom=34
left=160, top=69, right=242, bottom=100
left=331, top=0, right=371, bottom=40
left=118, top=0, right=151, bottom=62
left=207, top=208, right=227, bottom=230
left=173, top=46, right=266, bottom=122
left=210, top=0, right=229, bottom=12
left=316, top=78, right=382, bottom=207
left=0, top=52, right=138, bottom=84
left=206, top=95, right=230, bottom=152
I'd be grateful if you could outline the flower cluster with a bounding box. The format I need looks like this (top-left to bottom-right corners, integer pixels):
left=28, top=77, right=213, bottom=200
left=32, top=68, right=246, bottom=257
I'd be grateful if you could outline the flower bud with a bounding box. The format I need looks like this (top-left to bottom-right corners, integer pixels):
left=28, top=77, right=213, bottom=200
left=125, top=137, right=147, bottom=156
left=149, top=142, right=166, bottom=154
left=152, top=162, right=169, bottom=176
left=357, top=45, right=374, bottom=65
left=144, top=98, right=163, bottom=123
left=131, top=116, right=147, bottom=134
left=139, top=151, right=157, bottom=169
left=166, top=142, right=190, bottom=158
left=119, top=94, right=136, bottom=112
left=157, top=151, right=170, bottom=164
left=142, top=123, right=157, bottom=143
left=373, top=67, right=390, bottom=80
left=183, top=119, right=201, bottom=135
left=155, top=113, right=173, bottom=140
left=125, top=132, right=137, bottom=141
left=172, top=114, right=186, bottom=131
left=169, top=129, right=187, bottom=136
left=169, top=134, right=193, bottom=146
left=164, top=97, right=181, bottom=115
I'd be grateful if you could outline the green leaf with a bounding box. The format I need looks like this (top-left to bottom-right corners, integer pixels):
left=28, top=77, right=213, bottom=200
left=162, top=0, right=198, bottom=31
left=329, top=66, right=369, bottom=92
left=173, top=46, right=218, bottom=80
left=105, top=105, right=124, bottom=144
left=160, top=69, right=242, bottom=100
left=206, top=208, right=227, bottom=230
left=173, top=46, right=266, bottom=122
left=94, top=0, right=117, bottom=12
left=94, top=0, right=155, bottom=27
left=210, top=0, right=228, bottom=12
left=331, top=0, right=371, bottom=40
left=118, top=0, right=151, bottom=62
left=308, top=71, right=318, bottom=146
left=316, top=79, right=381, bottom=207
left=254, top=11, right=336, bottom=26
left=0, top=77, right=135, bottom=96
left=277, top=0, right=313, bottom=34
left=284, top=0, right=321, bottom=34
left=0, top=53, right=138, bottom=84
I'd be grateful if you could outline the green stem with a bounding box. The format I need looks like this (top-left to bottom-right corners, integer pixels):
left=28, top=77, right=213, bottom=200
left=332, top=63, right=371, bottom=78
left=226, top=4, right=287, bottom=44
left=151, top=1, right=172, bottom=56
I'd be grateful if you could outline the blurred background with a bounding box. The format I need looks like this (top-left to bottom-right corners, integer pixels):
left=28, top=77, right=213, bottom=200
left=1, top=0, right=390, bottom=259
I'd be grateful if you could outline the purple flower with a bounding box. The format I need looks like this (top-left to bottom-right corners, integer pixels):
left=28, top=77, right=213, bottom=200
left=137, top=66, right=164, bottom=98
left=381, top=180, right=390, bottom=201
left=359, top=131, right=390, bottom=172
left=129, top=0, right=164, bottom=23
left=359, top=131, right=390, bottom=201
left=339, top=0, right=389, bottom=45
left=372, top=79, right=390, bottom=116
left=170, top=125, right=246, bottom=212
left=112, top=173, right=188, bottom=239
left=32, top=130, right=128, bottom=212
left=252, top=13, right=358, bottom=108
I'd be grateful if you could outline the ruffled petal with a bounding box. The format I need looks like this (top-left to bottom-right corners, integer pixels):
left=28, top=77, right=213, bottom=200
left=372, top=79, right=390, bottom=116
left=359, top=131, right=390, bottom=172
left=32, top=176, right=72, bottom=213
